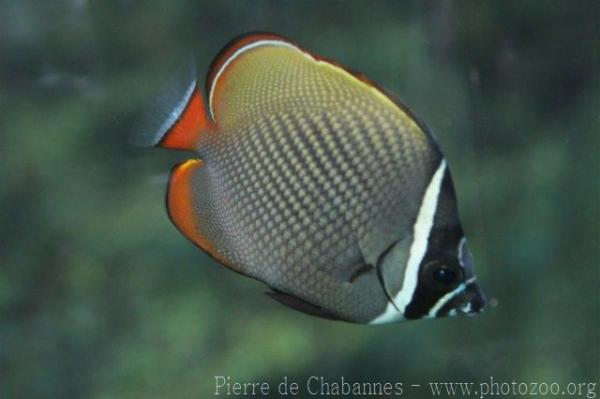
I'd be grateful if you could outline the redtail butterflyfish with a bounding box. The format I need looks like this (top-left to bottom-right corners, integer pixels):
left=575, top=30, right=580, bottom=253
left=138, top=32, right=486, bottom=324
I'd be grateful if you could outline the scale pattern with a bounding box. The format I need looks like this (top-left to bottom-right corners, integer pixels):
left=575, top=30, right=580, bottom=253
left=193, top=45, right=441, bottom=322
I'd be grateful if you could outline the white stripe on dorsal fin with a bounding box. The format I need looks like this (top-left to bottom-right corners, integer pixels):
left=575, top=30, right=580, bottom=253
left=208, top=39, right=299, bottom=117
left=204, top=32, right=425, bottom=136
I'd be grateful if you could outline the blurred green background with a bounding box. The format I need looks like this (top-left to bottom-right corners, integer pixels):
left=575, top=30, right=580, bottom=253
left=1, top=1, right=598, bottom=398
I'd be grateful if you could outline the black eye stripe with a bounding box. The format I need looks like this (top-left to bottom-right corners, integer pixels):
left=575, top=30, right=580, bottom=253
left=404, top=168, right=469, bottom=319
left=420, top=260, right=463, bottom=292
left=433, top=265, right=458, bottom=285
left=405, top=260, right=464, bottom=319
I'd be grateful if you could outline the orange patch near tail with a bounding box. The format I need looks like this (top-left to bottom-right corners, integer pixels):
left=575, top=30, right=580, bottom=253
left=158, top=84, right=213, bottom=151
left=167, top=159, right=234, bottom=268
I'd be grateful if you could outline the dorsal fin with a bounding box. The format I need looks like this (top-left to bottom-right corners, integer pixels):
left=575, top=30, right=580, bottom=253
left=204, top=31, right=430, bottom=138
left=205, top=31, right=285, bottom=109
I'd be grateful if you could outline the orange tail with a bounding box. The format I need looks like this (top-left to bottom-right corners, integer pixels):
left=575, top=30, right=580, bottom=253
left=135, top=62, right=213, bottom=151
left=156, top=81, right=211, bottom=150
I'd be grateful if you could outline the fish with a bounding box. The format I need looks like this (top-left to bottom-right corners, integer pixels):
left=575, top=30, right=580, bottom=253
left=138, top=32, right=486, bottom=324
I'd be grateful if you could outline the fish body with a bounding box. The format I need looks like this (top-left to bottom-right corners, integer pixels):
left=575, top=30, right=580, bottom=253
left=141, top=32, right=485, bottom=324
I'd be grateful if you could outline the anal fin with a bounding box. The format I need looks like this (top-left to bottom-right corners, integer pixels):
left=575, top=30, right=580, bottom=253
left=167, top=159, right=236, bottom=270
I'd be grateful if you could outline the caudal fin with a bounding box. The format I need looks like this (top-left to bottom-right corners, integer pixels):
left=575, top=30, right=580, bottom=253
left=133, top=60, right=213, bottom=151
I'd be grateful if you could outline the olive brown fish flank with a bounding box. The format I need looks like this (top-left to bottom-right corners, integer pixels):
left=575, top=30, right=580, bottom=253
left=142, top=32, right=486, bottom=323
left=208, top=39, right=298, bottom=118
left=207, top=34, right=427, bottom=137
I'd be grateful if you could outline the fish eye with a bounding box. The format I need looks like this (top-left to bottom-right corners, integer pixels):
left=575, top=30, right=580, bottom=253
left=433, top=265, right=458, bottom=285
left=422, top=261, right=463, bottom=291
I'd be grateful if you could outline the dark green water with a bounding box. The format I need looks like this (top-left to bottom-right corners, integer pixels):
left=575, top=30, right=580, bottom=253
left=1, top=1, right=598, bottom=398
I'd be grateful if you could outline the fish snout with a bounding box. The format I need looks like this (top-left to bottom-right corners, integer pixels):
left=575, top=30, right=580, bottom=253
left=456, top=281, right=486, bottom=316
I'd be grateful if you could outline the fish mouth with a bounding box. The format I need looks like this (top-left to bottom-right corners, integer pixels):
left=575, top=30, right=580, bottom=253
left=435, top=278, right=486, bottom=318
left=455, top=280, right=486, bottom=316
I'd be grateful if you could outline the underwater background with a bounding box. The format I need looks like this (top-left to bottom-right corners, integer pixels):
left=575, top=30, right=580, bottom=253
left=1, top=1, right=598, bottom=398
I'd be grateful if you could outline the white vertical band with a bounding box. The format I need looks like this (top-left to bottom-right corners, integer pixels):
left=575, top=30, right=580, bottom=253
left=370, top=160, right=447, bottom=324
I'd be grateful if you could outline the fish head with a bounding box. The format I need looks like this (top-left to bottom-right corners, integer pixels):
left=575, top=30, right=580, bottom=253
left=372, top=162, right=487, bottom=324
left=417, top=237, right=486, bottom=319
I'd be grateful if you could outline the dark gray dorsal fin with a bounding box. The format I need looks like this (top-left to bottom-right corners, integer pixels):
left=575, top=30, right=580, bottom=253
left=266, top=289, right=344, bottom=321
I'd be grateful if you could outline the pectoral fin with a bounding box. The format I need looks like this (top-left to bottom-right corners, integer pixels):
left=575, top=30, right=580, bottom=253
left=329, top=259, right=374, bottom=283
